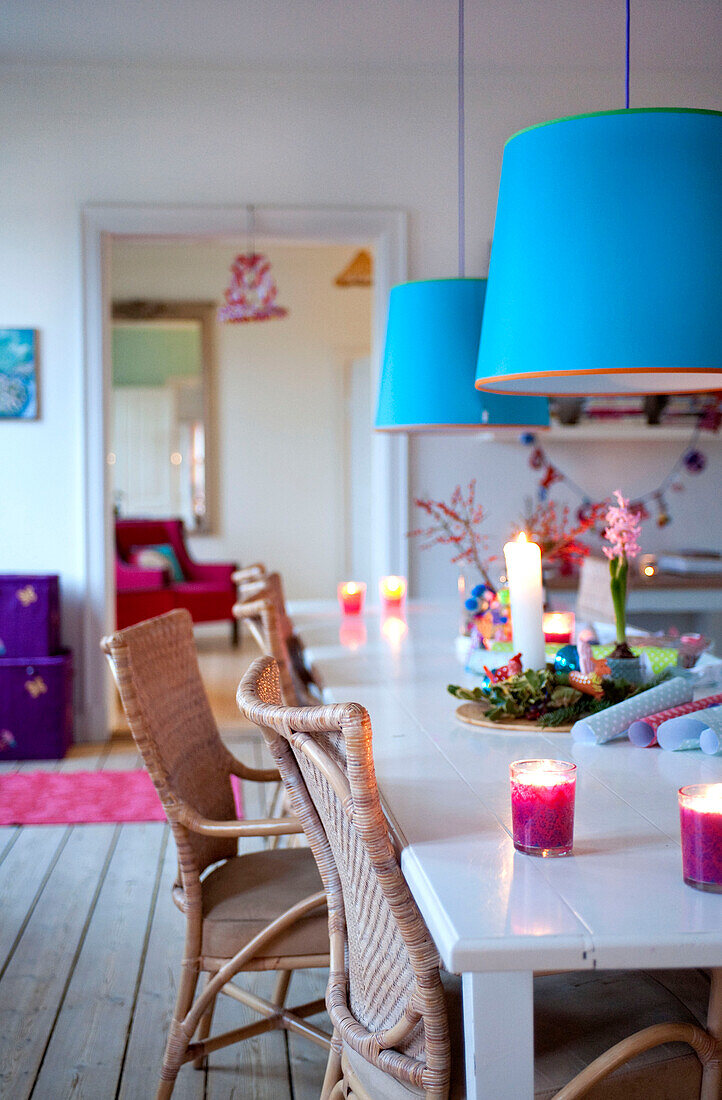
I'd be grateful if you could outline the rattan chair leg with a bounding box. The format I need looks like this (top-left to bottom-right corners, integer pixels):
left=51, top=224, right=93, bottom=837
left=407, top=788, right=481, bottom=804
left=273, top=969, right=292, bottom=1007
left=321, top=1033, right=343, bottom=1100
left=701, top=969, right=722, bottom=1100
left=192, top=974, right=217, bottom=1069
left=157, top=958, right=200, bottom=1099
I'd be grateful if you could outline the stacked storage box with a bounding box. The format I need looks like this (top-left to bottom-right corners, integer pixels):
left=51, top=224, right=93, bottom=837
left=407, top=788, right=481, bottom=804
left=0, top=575, right=73, bottom=760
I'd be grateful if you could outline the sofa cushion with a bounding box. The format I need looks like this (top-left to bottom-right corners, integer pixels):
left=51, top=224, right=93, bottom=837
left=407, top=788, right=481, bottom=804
left=130, top=543, right=184, bottom=581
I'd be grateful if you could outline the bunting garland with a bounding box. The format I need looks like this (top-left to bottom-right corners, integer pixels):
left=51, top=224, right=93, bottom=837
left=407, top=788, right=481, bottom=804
left=520, top=401, right=720, bottom=529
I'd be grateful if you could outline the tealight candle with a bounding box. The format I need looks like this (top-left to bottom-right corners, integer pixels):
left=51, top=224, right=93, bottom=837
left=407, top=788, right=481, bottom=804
left=337, top=581, right=366, bottom=616
left=503, top=533, right=546, bottom=670
left=510, top=759, right=577, bottom=857
left=678, top=784, right=722, bottom=892
left=543, top=611, right=575, bottom=645
left=379, top=575, right=407, bottom=610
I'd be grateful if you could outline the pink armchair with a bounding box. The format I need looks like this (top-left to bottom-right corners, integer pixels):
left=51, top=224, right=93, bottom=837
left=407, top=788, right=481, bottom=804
left=115, top=519, right=239, bottom=643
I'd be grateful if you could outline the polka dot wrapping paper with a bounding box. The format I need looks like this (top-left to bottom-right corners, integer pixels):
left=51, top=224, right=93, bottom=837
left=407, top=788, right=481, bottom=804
left=628, top=693, right=722, bottom=748
left=572, top=677, right=694, bottom=744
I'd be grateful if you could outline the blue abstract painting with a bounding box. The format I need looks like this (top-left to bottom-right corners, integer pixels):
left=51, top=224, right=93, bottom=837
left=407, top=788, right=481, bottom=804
left=0, top=329, right=38, bottom=419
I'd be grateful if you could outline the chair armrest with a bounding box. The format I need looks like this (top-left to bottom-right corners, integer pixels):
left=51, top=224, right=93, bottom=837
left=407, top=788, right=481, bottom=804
left=232, top=596, right=268, bottom=620
left=232, top=563, right=267, bottom=586
left=116, top=559, right=169, bottom=591
left=183, top=561, right=237, bottom=584
left=174, top=807, right=303, bottom=838
left=226, top=752, right=280, bottom=784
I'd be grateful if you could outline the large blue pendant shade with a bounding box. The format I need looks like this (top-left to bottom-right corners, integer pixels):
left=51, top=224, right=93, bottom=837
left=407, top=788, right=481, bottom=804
left=476, top=108, right=722, bottom=395
left=375, top=278, right=549, bottom=430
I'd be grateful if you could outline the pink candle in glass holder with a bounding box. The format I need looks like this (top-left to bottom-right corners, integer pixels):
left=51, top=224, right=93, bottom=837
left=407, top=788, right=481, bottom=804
left=679, top=784, right=722, bottom=892
left=379, top=575, right=407, bottom=611
left=510, top=759, right=577, bottom=857
left=542, top=612, right=575, bottom=645
left=338, top=581, right=366, bottom=615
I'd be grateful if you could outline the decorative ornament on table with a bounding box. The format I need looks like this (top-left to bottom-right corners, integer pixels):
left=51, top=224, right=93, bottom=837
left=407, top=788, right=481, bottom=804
left=603, top=489, right=645, bottom=682
left=554, top=644, right=580, bottom=673
left=466, top=585, right=512, bottom=652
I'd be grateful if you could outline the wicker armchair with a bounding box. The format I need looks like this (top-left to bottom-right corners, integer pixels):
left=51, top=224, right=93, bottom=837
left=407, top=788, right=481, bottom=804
left=238, top=655, right=722, bottom=1100
left=101, top=611, right=331, bottom=1100
left=233, top=569, right=322, bottom=706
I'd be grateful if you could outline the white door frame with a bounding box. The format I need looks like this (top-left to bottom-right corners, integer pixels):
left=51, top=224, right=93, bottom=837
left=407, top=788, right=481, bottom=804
left=81, top=203, right=408, bottom=741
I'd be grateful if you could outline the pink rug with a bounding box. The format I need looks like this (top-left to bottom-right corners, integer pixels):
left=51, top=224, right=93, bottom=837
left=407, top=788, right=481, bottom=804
left=0, top=770, right=243, bottom=826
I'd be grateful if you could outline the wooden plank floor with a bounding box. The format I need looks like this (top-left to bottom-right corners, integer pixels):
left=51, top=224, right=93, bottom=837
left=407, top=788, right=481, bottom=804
left=0, top=630, right=330, bottom=1099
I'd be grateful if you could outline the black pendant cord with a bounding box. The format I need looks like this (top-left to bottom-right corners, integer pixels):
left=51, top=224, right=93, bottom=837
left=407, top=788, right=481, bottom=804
left=625, top=0, right=631, bottom=108
left=248, top=204, right=256, bottom=256
left=458, top=0, right=465, bottom=278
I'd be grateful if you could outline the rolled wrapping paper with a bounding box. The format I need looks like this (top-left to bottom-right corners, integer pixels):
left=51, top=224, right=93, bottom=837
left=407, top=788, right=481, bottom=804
left=697, top=707, right=722, bottom=756
left=571, top=677, right=694, bottom=744
left=701, top=727, right=722, bottom=756
left=628, top=693, right=722, bottom=748
left=657, top=704, right=722, bottom=751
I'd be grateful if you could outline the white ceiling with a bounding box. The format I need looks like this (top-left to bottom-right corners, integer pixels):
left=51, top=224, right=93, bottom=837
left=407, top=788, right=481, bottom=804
left=1, top=0, right=720, bottom=71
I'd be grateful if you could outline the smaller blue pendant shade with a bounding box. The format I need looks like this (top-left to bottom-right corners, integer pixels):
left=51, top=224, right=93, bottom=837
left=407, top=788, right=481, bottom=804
left=476, top=109, right=722, bottom=395
left=375, top=278, right=548, bottom=430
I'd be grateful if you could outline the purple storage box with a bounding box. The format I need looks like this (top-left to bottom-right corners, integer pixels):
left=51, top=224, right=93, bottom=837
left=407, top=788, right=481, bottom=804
left=0, top=651, right=73, bottom=760
left=0, top=575, right=61, bottom=658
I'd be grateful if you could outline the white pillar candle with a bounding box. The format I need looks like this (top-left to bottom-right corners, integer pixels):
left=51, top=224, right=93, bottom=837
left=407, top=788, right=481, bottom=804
left=503, top=533, right=546, bottom=671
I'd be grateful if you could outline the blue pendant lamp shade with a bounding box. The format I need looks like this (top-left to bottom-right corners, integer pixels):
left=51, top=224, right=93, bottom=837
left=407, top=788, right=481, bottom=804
left=476, top=108, right=722, bottom=395
left=375, top=278, right=549, bottom=430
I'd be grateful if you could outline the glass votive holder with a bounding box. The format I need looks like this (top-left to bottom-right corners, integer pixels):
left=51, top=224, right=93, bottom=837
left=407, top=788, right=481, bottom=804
left=337, top=581, right=366, bottom=616
left=542, top=611, right=575, bottom=645
left=510, top=759, right=577, bottom=857
left=678, top=784, right=722, bottom=892
left=379, top=575, right=407, bottom=610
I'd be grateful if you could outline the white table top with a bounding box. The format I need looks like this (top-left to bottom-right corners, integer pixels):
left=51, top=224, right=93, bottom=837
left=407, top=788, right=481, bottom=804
left=296, top=601, right=722, bottom=977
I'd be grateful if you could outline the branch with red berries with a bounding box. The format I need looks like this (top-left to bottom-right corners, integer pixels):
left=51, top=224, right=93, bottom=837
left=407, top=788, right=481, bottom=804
left=409, top=480, right=498, bottom=593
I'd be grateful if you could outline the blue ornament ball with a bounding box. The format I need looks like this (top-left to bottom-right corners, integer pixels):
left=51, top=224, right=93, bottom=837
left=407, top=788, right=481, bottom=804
left=554, top=644, right=580, bottom=673
left=464, top=597, right=479, bottom=612
left=470, top=584, right=486, bottom=598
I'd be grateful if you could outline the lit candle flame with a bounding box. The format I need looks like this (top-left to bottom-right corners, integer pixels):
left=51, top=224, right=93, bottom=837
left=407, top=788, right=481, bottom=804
left=380, top=575, right=407, bottom=601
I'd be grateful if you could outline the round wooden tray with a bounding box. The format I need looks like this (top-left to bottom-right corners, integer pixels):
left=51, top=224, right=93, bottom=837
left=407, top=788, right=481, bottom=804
left=455, top=702, right=574, bottom=733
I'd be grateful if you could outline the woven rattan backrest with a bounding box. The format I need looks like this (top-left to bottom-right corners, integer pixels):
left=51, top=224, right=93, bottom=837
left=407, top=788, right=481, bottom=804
left=234, top=579, right=307, bottom=706
left=238, top=656, right=449, bottom=1096
left=102, top=609, right=237, bottom=874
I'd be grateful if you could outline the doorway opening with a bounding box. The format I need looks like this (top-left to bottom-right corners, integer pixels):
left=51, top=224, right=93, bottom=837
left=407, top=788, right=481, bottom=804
left=81, top=205, right=407, bottom=741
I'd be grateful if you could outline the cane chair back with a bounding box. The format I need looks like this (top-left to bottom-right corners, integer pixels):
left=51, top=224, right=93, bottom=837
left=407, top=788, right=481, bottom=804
left=102, top=608, right=239, bottom=873
left=102, top=612, right=331, bottom=1100
left=234, top=575, right=317, bottom=707
left=238, top=656, right=450, bottom=1099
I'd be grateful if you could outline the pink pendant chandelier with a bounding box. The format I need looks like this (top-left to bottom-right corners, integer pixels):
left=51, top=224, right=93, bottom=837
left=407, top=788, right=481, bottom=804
left=217, top=206, right=288, bottom=323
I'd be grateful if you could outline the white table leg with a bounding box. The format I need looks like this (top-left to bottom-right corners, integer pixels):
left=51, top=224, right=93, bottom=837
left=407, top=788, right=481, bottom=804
left=462, top=971, right=534, bottom=1100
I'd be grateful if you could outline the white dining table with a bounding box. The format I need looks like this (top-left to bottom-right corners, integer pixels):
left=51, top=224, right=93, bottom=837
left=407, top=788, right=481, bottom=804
left=291, top=600, right=722, bottom=1100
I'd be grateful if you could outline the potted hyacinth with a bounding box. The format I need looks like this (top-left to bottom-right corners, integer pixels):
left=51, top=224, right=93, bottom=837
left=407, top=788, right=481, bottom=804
left=603, top=490, right=644, bottom=682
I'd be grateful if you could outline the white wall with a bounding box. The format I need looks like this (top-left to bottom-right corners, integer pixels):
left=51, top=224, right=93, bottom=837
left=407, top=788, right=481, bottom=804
left=0, top=41, right=720, bottom=727
left=111, top=240, right=371, bottom=597
left=410, top=433, right=722, bottom=598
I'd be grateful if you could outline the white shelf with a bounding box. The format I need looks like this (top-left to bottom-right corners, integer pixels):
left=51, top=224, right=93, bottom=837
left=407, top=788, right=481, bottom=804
left=486, top=424, right=720, bottom=443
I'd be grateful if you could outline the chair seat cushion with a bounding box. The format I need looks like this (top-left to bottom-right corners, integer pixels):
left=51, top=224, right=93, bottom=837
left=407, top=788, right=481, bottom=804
left=342, top=967, right=710, bottom=1099
left=200, top=846, right=329, bottom=962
